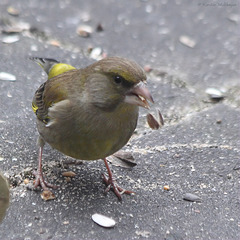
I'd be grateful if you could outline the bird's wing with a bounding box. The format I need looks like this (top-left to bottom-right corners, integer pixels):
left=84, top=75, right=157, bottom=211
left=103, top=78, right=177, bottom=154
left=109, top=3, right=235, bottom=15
left=32, top=69, right=78, bottom=124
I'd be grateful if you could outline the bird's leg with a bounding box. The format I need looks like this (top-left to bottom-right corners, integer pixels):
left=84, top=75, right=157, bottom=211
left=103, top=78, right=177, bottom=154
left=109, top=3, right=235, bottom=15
left=33, top=145, right=57, bottom=190
left=102, top=158, right=134, bottom=200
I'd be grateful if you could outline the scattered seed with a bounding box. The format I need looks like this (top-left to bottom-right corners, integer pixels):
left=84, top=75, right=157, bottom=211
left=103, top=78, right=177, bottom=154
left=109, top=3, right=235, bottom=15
left=144, top=65, right=152, bottom=73
left=145, top=5, right=153, bottom=13
left=147, top=110, right=164, bottom=130
left=227, top=14, right=240, bottom=23
left=92, top=213, right=116, bottom=228
left=109, top=150, right=137, bottom=168
left=2, top=35, right=20, bottom=44
left=96, top=23, right=104, bottom=32
left=205, top=88, right=224, bottom=100
left=179, top=35, right=196, bottom=48
left=62, top=171, right=76, bottom=177
left=158, top=110, right=164, bottom=126
left=163, top=185, right=170, bottom=191
left=41, top=190, right=56, bottom=201
left=23, top=178, right=29, bottom=184
left=2, top=27, right=22, bottom=34
left=76, top=25, right=93, bottom=37
left=136, top=230, right=151, bottom=237
left=233, top=163, right=240, bottom=170
left=2, top=21, right=30, bottom=34
left=89, top=47, right=103, bottom=60
left=65, top=177, right=71, bottom=182
left=0, top=72, right=16, bottom=81
left=183, top=193, right=201, bottom=202
left=147, top=113, right=160, bottom=130
left=49, top=40, right=61, bottom=47
left=216, top=119, right=222, bottom=124
left=7, top=6, right=20, bottom=16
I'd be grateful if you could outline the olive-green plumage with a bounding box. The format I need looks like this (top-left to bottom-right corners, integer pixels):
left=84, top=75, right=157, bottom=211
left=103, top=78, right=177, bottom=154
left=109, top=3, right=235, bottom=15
left=31, top=56, right=153, bottom=199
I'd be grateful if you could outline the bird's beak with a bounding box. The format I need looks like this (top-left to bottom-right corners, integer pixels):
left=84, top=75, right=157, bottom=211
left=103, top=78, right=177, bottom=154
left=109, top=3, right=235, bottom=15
left=124, top=82, right=154, bottom=109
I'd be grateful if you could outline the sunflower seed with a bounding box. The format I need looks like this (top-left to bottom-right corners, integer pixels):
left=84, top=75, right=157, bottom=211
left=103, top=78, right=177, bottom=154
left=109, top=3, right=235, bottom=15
left=76, top=25, right=93, bottom=37
left=2, top=35, right=20, bottom=44
left=183, top=193, right=201, bottom=202
left=0, top=72, right=16, bottom=81
left=147, top=113, right=160, bottom=129
left=205, top=88, right=224, bottom=100
left=92, top=213, right=116, bottom=228
left=89, top=47, right=103, bottom=60
left=62, top=171, right=76, bottom=177
left=179, top=35, right=196, bottom=48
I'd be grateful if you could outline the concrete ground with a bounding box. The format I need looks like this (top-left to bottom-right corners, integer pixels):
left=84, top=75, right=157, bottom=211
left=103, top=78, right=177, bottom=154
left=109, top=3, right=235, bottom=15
left=0, top=0, right=239, bottom=239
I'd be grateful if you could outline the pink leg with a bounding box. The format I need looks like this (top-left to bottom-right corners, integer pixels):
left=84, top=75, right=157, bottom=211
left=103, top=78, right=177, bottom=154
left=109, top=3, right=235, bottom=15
left=102, top=158, right=134, bottom=200
left=33, top=145, right=57, bottom=190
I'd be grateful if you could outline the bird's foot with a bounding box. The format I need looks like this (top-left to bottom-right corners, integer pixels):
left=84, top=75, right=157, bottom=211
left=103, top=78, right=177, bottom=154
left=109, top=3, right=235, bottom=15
left=102, top=173, right=134, bottom=200
left=33, top=170, right=58, bottom=191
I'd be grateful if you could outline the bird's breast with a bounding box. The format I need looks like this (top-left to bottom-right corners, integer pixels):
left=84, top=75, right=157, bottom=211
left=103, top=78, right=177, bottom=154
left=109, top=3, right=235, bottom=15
left=37, top=103, right=139, bottom=160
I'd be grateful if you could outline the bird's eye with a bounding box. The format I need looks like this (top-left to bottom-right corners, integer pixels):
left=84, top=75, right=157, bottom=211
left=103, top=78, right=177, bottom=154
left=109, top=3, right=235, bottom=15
left=114, top=75, right=123, bottom=84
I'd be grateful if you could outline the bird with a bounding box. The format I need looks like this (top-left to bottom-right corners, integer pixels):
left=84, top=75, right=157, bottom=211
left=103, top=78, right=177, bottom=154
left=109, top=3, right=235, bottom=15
left=30, top=56, right=154, bottom=200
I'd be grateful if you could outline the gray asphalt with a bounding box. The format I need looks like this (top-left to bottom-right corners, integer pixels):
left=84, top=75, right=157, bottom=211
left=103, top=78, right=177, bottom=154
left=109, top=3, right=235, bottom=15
left=0, top=0, right=239, bottom=239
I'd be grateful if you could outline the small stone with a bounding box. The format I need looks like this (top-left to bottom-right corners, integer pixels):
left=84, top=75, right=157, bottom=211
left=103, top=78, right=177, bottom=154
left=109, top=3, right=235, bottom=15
left=92, top=213, right=116, bottom=228
left=183, top=193, right=201, bottom=202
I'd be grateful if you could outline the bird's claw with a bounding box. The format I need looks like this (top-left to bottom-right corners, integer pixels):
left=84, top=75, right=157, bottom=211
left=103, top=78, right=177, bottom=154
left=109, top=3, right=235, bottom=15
left=33, top=170, right=58, bottom=191
left=102, top=173, right=134, bottom=200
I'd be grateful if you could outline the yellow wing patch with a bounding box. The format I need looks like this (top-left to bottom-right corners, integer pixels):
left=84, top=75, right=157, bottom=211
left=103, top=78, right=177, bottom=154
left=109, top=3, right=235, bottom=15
left=48, top=63, right=76, bottom=79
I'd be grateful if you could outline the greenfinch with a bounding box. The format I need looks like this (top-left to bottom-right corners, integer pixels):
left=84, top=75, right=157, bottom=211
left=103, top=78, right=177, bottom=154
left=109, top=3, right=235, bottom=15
left=30, top=56, right=153, bottom=200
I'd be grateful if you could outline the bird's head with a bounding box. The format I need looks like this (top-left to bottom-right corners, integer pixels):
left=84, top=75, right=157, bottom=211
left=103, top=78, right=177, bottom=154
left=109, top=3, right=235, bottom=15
left=84, top=57, right=154, bottom=111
